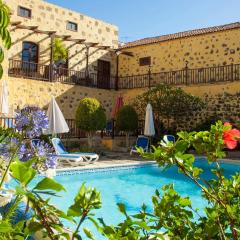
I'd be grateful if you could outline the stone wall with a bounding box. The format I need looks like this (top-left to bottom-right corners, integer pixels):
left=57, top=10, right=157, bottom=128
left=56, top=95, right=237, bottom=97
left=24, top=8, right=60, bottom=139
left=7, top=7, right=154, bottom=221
left=119, top=81, right=240, bottom=131
left=7, top=77, right=116, bottom=119
left=119, top=28, right=240, bottom=76
left=177, top=92, right=240, bottom=131
left=5, top=75, right=240, bottom=126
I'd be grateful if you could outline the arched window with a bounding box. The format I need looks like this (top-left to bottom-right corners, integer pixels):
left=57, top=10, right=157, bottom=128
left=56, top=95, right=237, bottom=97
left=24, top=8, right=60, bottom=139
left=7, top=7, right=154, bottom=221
left=22, top=42, right=38, bottom=72
left=22, top=41, right=38, bottom=63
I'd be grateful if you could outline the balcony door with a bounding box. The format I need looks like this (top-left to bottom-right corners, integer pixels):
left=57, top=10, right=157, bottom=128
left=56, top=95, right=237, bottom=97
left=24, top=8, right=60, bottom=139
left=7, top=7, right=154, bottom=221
left=97, top=60, right=110, bottom=89
left=22, top=42, right=38, bottom=72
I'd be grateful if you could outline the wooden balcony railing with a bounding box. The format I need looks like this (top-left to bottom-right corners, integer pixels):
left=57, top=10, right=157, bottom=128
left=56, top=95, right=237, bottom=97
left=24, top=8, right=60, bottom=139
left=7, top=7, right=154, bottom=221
left=118, top=63, right=240, bottom=89
left=8, top=59, right=240, bottom=89
left=8, top=59, right=116, bottom=89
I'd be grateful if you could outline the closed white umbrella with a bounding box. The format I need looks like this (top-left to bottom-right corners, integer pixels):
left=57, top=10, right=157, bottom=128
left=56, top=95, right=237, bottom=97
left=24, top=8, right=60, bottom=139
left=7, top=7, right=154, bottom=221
left=45, top=96, right=69, bottom=135
left=144, top=103, right=155, bottom=137
left=0, top=80, right=9, bottom=115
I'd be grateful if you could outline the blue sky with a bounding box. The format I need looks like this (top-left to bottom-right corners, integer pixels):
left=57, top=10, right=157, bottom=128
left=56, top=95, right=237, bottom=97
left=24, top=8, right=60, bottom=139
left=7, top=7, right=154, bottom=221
left=47, top=0, right=240, bottom=43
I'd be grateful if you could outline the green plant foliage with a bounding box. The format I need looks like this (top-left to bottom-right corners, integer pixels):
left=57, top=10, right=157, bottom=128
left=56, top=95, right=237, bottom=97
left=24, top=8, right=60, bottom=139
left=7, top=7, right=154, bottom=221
left=100, top=121, right=240, bottom=240
left=75, top=97, right=106, bottom=132
left=0, top=0, right=11, bottom=79
left=116, top=105, right=138, bottom=132
left=133, top=84, right=204, bottom=133
left=68, top=183, right=101, bottom=239
left=116, top=105, right=138, bottom=147
left=53, top=38, right=68, bottom=62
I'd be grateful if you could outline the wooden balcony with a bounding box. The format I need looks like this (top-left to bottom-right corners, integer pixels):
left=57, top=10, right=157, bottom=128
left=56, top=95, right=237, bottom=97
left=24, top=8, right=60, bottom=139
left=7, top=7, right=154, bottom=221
left=118, top=63, right=240, bottom=89
left=8, top=59, right=240, bottom=90
left=8, top=59, right=116, bottom=89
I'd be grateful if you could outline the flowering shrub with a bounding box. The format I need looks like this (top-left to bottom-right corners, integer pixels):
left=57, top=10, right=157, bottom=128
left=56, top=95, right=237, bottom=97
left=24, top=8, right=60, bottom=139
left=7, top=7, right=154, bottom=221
left=15, top=106, right=49, bottom=138
left=99, top=121, right=240, bottom=240
left=223, top=122, right=240, bottom=149
left=0, top=107, right=102, bottom=239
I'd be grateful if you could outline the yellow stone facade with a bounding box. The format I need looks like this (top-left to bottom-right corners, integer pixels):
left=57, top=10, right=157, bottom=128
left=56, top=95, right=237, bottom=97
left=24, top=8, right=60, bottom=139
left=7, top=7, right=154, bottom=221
left=7, top=77, right=116, bottom=119
left=6, top=0, right=118, bottom=73
left=119, top=28, right=240, bottom=76
left=2, top=0, right=240, bottom=125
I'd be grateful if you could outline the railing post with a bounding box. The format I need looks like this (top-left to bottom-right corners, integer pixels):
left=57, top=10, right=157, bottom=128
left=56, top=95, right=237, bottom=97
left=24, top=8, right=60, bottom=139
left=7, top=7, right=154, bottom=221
left=49, top=33, right=56, bottom=82
left=148, top=65, right=151, bottom=89
left=85, top=45, right=90, bottom=85
left=185, top=61, right=189, bottom=85
left=115, top=53, right=120, bottom=91
left=111, top=119, right=115, bottom=139
left=231, top=62, right=234, bottom=81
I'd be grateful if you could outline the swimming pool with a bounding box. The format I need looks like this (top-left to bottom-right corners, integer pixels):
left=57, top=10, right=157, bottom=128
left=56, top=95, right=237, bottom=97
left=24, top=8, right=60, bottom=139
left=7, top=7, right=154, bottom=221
left=33, top=158, right=240, bottom=239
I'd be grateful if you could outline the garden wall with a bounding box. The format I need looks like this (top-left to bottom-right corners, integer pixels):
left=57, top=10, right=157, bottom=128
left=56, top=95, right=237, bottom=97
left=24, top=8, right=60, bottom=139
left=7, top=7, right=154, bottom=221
left=5, top=76, right=240, bottom=130
left=7, top=77, right=116, bottom=119
left=119, top=81, right=240, bottom=130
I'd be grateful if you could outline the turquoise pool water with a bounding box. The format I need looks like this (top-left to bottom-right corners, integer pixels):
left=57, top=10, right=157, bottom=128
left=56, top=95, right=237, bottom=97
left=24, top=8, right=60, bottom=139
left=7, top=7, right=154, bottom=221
left=32, top=159, right=240, bottom=239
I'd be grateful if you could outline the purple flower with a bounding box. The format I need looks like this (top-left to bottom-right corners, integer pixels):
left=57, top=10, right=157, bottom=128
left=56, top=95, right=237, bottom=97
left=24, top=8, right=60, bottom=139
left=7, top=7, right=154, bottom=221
left=18, top=143, right=34, bottom=162
left=15, top=106, right=49, bottom=139
left=45, top=155, right=57, bottom=169
left=32, top=140, right=57, bottom=169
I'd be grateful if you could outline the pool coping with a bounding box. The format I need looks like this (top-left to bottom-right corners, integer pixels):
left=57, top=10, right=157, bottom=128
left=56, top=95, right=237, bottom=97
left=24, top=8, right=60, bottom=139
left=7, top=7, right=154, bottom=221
left=56, top=160, right=156, bottom=172
left=55, top=156, right=240, bottom=174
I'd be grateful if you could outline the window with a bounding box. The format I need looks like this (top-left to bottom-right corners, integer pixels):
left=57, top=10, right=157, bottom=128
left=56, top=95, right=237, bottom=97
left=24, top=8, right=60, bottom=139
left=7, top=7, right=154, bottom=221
left=18, top=6, right=31, bottom=18
left=22, top=42, right=38, bottom=72
left=139, top=57, right=151, bottom=66
left=67, top=21, right=78, bottom=31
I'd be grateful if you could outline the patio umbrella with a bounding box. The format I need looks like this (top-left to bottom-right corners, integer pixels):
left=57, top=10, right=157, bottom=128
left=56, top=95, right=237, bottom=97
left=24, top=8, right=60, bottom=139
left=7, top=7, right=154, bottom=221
left=111, top=95, right=124, bottom=119
left=0, top=80, right=9, bottom=116
left=144, top=103, right=155, bottom=137
left=45, top=96, right=69, bottom=135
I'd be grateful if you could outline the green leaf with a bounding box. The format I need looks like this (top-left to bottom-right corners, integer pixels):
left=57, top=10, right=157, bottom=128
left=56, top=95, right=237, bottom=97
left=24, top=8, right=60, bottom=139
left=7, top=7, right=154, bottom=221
left=178, top=198, right=191, bottom=207
left=34, top=177, right=66, bottom=192
left=132, top=221, right=151, bottom=231
left=10, top=161, right=37, bottom=186
left=0, top=222, right=12, bottom=233
left=67, top=183, right=101, bottom=217
left=26, top=222, right=43, bottom=234
left=83, top=228, right=95, bottom=240
left=0, top=64, right=3, bottom=79
left=117, top=203, right=128, bottom=217
left=0, top=48, right=4, bottom=63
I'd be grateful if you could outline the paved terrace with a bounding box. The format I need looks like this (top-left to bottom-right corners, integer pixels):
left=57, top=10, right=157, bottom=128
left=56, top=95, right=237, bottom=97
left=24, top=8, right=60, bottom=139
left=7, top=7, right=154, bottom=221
left=56, top=152, right=240, bottom=171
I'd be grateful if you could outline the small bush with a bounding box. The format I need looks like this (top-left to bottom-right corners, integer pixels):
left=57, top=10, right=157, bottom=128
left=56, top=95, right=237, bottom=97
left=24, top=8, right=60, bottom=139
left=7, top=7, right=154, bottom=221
left=116, top=105, right=138, bottom=132
left=75, top=98, right=106, bottom=146
left=116, top=105, right=138, bottom=147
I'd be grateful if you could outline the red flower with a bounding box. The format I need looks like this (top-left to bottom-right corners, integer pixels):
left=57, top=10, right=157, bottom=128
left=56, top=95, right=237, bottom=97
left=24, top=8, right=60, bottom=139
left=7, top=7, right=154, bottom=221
left=223, top=122, right=240, bottom=149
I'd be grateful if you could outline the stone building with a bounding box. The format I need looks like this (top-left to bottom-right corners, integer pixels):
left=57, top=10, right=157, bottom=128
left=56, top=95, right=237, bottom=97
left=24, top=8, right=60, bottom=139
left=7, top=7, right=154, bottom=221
left=2, top=0, right=240, bottom=128
left=119, top=22, right=240, bottom=76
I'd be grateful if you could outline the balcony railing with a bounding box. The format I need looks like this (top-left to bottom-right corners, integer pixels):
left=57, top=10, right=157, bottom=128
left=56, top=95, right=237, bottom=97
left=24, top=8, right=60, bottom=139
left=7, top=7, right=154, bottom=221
left=8, top=59, right=116, bottom=89
left=118, top=63, right=240, bottom=89
left=8, top=59, right=240, bottom=89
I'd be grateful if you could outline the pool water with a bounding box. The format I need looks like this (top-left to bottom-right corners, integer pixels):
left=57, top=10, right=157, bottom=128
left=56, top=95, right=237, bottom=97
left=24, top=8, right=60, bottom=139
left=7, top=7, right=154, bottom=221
left=32, top=159, right=240, bottom=239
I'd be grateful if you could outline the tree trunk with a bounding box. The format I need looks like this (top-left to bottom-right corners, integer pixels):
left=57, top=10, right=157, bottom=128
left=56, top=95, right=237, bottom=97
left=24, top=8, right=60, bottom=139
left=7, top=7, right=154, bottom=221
left=87, top=132, right=93, bottom=148
left=126, top=132, right=130, bottom=148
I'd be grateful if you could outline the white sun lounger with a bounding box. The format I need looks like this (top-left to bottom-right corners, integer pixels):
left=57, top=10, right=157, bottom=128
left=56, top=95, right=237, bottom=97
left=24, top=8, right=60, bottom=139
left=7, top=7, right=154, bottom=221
left=31, top=139, right=84, bottom=167
left=51, top=138, right=99, bottom=164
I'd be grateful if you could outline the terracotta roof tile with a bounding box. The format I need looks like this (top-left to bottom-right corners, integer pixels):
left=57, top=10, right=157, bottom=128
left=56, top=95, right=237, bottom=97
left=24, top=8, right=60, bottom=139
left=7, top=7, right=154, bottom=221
left=120, top=22, right=240, bottom=49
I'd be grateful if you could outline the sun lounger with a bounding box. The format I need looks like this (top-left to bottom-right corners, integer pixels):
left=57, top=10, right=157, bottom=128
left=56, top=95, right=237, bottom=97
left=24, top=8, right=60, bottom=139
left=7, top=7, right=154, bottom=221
left=31, top=139, right=84, bottom=167
left=130, top=135, right=149, bottom=155
left=163, top=135, right=175, bottom=143
left=51, top=138, right=99, bottom=163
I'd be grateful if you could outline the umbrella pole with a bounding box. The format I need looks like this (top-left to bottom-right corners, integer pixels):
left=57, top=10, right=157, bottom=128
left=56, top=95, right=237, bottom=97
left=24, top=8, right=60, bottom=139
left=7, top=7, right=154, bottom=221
left=149, top=136, right=151, bottom=152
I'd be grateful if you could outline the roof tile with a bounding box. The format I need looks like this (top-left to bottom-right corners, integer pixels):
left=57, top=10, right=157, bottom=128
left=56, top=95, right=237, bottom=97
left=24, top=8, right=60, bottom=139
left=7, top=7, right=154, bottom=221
left=120, top=22, right=240, bottom=49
